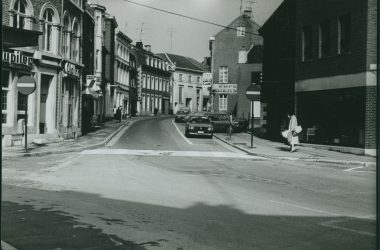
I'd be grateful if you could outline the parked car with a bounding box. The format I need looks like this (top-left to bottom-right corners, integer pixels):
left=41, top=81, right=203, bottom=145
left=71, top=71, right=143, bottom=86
left=175, top=110, right=190, bottom=123
left=185, top=115, right=214, bottom=138
left=206, top=112, right=247, bottom=133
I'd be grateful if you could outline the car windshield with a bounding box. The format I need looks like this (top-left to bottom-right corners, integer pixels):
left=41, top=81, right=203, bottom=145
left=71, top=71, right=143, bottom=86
left=177, top=111, right=186, bottom=115
left=189, top=117, right=210, bottom=124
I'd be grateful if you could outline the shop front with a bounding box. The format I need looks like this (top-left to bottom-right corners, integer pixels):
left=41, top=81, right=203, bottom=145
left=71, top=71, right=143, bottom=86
left=82, top=75, right=102, bottom=133
left=297, top=87, right=366, bottom=147
left=2, top=50, right=36, bottom=146
left=59, top=61, right=82, bottom=139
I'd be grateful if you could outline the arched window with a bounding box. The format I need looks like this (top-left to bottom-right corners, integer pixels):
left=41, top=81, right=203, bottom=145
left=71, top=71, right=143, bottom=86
left=13, top=0, right=26, bottom=28
left=42, top=8, right=54, bottom=51
left=63, top=16, right=71, bottom=58
left=71, top=21, right=80, bottom=61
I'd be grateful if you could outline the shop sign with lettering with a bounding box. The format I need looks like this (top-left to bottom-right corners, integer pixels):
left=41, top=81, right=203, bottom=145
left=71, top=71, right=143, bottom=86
left=63, top=62, right=80, bottom=78
left=2, top=51, right=33, bottom=69
left=213, top=84, right=237, bottom=94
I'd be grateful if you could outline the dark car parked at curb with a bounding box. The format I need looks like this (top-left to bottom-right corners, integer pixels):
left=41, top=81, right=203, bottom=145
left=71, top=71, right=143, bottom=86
left=175, top=110, right=190, bottom=123
left=185, top=115, right=214, bottom=138
left=206, top=112, right=247, bottom=133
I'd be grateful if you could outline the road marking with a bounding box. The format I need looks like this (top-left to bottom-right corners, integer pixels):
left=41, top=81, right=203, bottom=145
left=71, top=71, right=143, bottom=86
left=271, top=200, right=339, bottom=216
left=319, top=219, right=376, bottom=237
left=344, top=166, right=375, bottom=174
left=81, top=149, right=266, bottom=160
left=344, top=166, right=364, bottom=172
left=171, top=119, right=193, bottom=145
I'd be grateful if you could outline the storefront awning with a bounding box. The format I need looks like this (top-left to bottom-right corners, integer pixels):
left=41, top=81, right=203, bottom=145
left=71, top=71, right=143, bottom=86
left=3, top=26, right=42, bottom=48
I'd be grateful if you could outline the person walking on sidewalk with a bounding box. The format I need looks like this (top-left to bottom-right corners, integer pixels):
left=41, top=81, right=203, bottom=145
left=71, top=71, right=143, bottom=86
left=116, top=106, right=122, bottom=123
left=287, top=111, right=299, bottom=152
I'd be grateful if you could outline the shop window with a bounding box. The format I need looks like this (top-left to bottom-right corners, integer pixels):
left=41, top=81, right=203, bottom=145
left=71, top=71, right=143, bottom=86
left=319, top=21, right=330, bottom=58
left=219, top=94, right=227, bottom=111
left=219, top=66, right=228, bottom=83
left=338, top=15, right=351, bottom=54
left=302, top=25, right=313, bottom=61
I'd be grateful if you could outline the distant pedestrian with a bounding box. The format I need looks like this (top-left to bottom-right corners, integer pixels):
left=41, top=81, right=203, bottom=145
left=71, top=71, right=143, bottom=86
left=287, top=111, right=299, bottom=152
left=113, top=105, right=117, bottom=120
left=116, top=106, right=122, bottom=123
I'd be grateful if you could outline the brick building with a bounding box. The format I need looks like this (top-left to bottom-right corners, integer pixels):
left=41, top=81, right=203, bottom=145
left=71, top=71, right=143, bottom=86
left=260, top=0, right=377, bottom=155
left=131, top=42, right=172, bottom=116
left=259, top=0, right=296, bottom=140
left=295, top=0, right=377, bottom=156
left=209, top=8, right=264, bottom=123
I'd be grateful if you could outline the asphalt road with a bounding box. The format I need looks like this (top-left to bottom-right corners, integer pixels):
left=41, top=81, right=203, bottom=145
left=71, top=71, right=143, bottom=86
left=2, top=117, right=377, bottom=249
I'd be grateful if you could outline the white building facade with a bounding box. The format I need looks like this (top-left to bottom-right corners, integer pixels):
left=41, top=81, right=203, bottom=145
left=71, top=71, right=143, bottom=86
left=159, top=53, right=205, bottom=114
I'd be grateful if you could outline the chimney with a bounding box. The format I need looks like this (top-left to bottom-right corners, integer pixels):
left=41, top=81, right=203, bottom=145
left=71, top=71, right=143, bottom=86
left=144, top=45, right=151, bottom=52
left=136, top=41, right=143, bottom=49
left=243, top=7, right=252, bottom=17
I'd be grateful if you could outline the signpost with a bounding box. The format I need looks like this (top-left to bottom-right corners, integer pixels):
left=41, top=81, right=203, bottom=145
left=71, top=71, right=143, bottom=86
left=245, top=84, right=261, bottom=148
left=17, top=76, right=36, bottom=152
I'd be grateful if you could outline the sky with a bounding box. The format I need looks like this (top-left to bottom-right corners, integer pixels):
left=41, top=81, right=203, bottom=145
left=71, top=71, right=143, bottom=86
left=92, top=0, right=283, bottom=61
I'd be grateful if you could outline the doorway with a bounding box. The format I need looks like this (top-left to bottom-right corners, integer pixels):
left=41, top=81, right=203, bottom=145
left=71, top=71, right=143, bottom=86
left=40, top=74, right=52, bottom=134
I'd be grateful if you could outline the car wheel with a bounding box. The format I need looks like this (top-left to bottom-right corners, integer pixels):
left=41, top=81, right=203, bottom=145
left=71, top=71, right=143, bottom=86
left=185, top=130, right=190, bottom=137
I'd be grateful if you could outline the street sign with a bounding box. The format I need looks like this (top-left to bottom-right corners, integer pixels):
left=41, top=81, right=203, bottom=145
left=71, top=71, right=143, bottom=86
left=213, top=84, right=237, bottom=94
left=245, top=84, right=261, bottom=101
left=17, top=76, right=36, bottom=95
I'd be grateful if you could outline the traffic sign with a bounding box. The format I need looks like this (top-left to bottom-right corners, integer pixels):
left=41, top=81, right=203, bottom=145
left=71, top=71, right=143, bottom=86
left=17, top=76, right=36, bottom=95
left=246, top=84, right=261, bottom=101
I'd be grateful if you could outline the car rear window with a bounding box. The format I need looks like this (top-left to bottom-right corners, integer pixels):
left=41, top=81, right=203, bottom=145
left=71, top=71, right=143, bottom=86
left=189, top=117, right=211, bottom=124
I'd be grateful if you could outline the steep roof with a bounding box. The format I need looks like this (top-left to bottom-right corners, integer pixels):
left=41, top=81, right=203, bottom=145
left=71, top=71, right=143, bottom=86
left=157, top=53, right=205, bottom=72
left=213, top=14, right=261, bottom=38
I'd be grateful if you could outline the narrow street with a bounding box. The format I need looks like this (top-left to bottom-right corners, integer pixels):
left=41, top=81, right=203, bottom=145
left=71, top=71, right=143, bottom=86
left=2, top=117, right=376, bottom=249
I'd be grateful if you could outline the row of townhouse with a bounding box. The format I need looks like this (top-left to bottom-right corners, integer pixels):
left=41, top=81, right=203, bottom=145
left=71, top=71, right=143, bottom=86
left=2, top=0, right=212, bottom=147
left=259, top=0, right=377, bottom=156
left=2, top=0, right=159, bottom=147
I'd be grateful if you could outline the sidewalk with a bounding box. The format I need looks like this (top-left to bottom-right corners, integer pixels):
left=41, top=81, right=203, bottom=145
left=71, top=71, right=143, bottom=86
left=214, top=132, right=376, bottom=167
left=2, top=117, right=142, bottom=159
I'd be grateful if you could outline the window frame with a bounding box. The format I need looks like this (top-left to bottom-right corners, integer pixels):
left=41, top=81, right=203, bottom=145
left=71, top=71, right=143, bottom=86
left=302, top=25, right=313, bottom=61
left=237, top=26, right=245, bottom=36
left=219, top=66, right=228, bottom=83
left=219, top=94, right=227, bottom=111
left=319, top=20, right=330, bottom=58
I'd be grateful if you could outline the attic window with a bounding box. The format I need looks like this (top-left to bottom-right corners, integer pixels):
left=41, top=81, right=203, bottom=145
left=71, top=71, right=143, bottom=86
left=237, top=26, right=245, bottom=36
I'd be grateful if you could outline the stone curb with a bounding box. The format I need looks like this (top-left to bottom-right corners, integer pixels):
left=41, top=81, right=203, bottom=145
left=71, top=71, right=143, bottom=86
left=1, top=241, right=18, bottom=250
left=2, top=119, right=136, bottom=160
left=214, top=134, right=376, bottom=167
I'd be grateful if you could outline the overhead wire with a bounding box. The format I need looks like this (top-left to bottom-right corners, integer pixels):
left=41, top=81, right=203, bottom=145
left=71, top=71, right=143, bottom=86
left=123, top=0, right=261, bottom=36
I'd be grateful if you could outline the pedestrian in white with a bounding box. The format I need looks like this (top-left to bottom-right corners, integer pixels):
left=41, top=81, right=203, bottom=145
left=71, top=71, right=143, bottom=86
left=287, top=111, right=299, bottom=152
